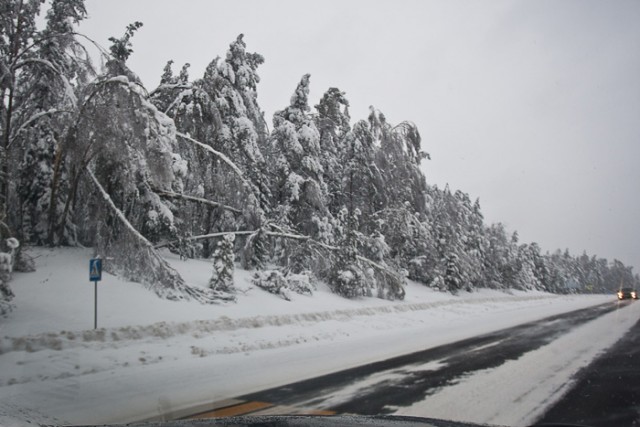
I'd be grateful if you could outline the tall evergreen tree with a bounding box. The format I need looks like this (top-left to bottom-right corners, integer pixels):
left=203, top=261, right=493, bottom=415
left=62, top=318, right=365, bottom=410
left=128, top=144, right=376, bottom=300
left=269, top=74, right=328, bottom=239
left=150, top=35, right=270, bottom=258
left=369, top=107, right=429, bottom=215
left=314, top=87, right=350, bottom=214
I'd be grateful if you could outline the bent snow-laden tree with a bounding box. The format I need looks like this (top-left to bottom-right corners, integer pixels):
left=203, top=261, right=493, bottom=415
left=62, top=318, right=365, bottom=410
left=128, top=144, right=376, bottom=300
left=43, top=24, right=242, bottom=303
left=79, top=83, right=235, bottom=302
left=1, top=0, right=93, bottom=243
left=0, top=0, right=96, bottom=307
left=150, top=35, right=270, bottom=259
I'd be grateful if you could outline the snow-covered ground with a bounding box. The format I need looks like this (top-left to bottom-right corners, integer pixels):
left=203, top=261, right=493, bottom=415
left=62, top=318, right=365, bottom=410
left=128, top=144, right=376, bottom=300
left=0, top=247, right=635, bottom=426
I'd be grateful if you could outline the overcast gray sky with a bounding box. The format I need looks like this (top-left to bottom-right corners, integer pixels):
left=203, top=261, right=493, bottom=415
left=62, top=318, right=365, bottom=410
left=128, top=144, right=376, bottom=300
left=77, top=0, right=640, bottom=271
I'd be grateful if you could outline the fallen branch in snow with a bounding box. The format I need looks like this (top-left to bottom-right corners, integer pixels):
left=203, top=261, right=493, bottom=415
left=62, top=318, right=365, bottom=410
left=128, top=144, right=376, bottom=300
left=155, top=190, right=242, bottom=214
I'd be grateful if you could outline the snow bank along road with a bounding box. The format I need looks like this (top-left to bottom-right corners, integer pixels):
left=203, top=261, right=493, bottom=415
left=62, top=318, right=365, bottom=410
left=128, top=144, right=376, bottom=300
left=177, top=300, right=640, bottom=426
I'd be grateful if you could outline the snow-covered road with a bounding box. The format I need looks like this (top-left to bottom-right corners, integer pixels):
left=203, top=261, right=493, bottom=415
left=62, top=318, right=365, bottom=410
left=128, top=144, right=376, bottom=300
left=394, top=300, right=640, bottom=425
left=0, top=248, right=636, bottom=426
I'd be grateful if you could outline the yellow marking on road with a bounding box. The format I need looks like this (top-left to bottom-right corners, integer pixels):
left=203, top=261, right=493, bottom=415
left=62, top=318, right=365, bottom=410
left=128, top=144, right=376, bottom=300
left=158, top=398, right=246, bottom=421
left=188, top=401, right=273, bottom=418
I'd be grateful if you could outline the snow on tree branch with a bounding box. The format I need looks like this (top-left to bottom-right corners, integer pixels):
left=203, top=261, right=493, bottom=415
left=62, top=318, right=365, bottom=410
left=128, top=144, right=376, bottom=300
left=154, top=231, right=255, bottom=249
left=162, top=88, right=193, bottom=115
left=14, top=58, right=77, bottom=107
left=87, top=168, right=148, bottom=242
left=148, top=84, right=192, bottom=97
left=155, top=190, right=242, bottom=214
left=9, top=109, right=71, bottom=147
left=176, top=132, right=251, bottom=188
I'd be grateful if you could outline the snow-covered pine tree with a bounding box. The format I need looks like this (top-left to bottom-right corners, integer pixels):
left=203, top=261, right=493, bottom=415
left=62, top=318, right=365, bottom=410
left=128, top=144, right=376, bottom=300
left=150, top=36, right=270, bottom=258
left=514, top=243, right=543, bottom=291
left=342, top=120, right=387, bottom=231
left=195, top=36, right=270, bottom=212
left=329, top=208, right=370, bottom=298
left=269, top=74, right=328, bottom=237
left=482, top=223, right=504, bottom=288
left=314, top=87, right=351, bottom=214
left=380, top=202, right=435, bottom=285
left=369, top=108, right=429, bottom=216
left=210, top=233, right=235, bottom=294
left=423, top=185, right=461, bottom=290
left=149, top=60, right=185, bottom=113
left=1, top=0, right=43, bottom=231
left=444, top=252, right=463, bottom=294
left=449, top=190, right=485, bottom=291
left=108, top=21, right=143, bottom=62
left=422, top=186, right=490, bottom=292
left=1, top=0, right=91, bottom=243
left=501, top=231, right=523, bottom=289
left=225, top=34, right=268, bottom=144
left=33, top=26, right=225, bottom=303
left=19, top=129, right=61, bottom=244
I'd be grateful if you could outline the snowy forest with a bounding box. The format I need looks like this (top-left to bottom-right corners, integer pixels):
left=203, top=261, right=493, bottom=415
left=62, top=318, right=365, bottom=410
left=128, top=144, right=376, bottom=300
left=1, top=0, right=638, bottom=312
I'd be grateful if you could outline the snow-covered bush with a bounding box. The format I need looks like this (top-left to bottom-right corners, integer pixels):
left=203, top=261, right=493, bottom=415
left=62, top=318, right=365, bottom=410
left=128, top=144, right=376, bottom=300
left=252, top=270, right=315, bottom=301
left=370, top=266, right=406, bottom=301
left=330, top=262, right=370, bottom=299
left=287, top=272, right=315, bottom=295
left=253, top=270, right=289, bottom=300
left=338, top=267, right=367, bottom=297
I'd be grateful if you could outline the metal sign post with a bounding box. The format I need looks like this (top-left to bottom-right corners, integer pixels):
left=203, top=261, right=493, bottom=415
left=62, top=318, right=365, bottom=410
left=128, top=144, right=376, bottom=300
left=89, top=258, right=102, bottom=329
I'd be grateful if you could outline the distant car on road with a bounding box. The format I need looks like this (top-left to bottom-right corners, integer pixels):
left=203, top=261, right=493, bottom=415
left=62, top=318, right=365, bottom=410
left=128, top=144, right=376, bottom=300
left=617, top=287, right=637, bottom=300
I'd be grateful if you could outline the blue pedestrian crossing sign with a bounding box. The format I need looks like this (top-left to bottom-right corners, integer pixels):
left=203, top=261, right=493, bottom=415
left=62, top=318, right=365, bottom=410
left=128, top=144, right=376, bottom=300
left=89, top=258, right=102, bottom=282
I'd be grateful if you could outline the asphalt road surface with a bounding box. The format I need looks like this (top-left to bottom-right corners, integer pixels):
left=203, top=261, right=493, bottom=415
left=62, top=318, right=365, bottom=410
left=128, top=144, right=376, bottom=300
left=535, top=305, right=640, bottom=426
left=181, top=300, right=633, bottom=421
